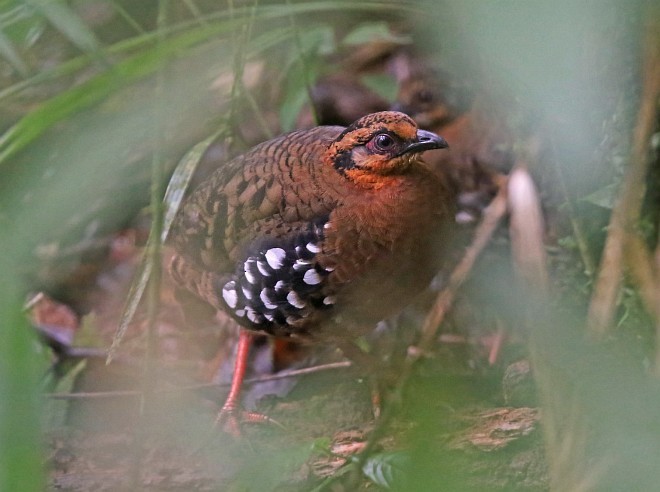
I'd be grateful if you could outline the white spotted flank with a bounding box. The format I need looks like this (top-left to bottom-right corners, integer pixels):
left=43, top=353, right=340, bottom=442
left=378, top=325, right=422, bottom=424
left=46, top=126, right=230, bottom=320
left=244, top=259, right=257, bottom=284
left=257, top=260, right=271, bottom=276
left=293, top=259, right=312, bottom=271
left=241, top=284, right=253, bottom=300
left=260, top=289, right=278, bottom=310
left=265, top=247, right=286, bottom=270
left=306, top=242, right=321, bottom=253
left=303, top=269, right=322, bottom=285
left=246, top=307, right=260, bottom=324
left=222, top=282, right=238, bottom=309
left=287, top=290, right=306, bottom=309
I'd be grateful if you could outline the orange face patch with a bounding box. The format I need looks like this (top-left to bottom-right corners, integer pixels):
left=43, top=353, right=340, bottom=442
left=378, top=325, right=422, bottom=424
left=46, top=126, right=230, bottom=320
left=343, top=168, right=400, bottom=190
left=324, top=111, right=429, bottom=187
left=330, top=111, right=419, bottom=154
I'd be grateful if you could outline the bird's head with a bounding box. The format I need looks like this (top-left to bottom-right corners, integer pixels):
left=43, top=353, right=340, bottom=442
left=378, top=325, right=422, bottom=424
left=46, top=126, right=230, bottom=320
left=326, top=111, right=448, bottom=187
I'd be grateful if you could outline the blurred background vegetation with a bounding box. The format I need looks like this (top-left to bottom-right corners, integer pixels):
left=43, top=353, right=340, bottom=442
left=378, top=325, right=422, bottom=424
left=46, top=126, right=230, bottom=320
left=0, top=0, right=658, bottom=490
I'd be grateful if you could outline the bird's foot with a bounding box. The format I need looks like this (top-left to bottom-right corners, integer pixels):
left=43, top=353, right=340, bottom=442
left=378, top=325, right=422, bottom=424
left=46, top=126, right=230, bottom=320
left=214, top=403, right=282, bottom=437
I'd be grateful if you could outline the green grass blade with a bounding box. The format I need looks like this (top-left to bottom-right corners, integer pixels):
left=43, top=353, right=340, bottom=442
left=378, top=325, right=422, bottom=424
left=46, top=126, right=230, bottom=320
left=0, top=1, right=416, bottom=102
left=27, top=0, right=102, bottom=56
left=0, top=267, right=44, bottom=491
left=0, top=25, right=29, bottom=76
left=0, top=21, right=230, bottom=164
left=162, top=132, right=222, bottom=242
left=107, top=132, right=222, bottom=363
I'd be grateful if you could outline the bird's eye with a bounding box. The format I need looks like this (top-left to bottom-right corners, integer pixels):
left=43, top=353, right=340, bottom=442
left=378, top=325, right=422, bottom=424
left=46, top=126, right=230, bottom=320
left=373, top=133, right=395, bottom=151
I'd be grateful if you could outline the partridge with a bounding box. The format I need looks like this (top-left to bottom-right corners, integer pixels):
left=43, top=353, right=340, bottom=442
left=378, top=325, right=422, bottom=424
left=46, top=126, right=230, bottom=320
left=169, top=111, right=454, bottom=431
left=393, top=63, right=513, bottom=222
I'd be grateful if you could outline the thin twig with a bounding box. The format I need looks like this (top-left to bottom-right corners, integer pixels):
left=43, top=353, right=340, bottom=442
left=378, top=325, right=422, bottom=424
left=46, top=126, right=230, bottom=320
left=626, top=234, right=660, bottom=324
left=44, top=361, right=352, bottom=400
left=507, top=162, right=599, bottom=490
left=419, top=180, right=509, bottom=349
left=508, top=165, right=549, bottom=294
left=587, top=10, right=660, bottom=336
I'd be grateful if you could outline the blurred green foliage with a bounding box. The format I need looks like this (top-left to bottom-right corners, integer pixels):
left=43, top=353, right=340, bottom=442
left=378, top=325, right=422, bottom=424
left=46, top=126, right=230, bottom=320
left=0, top=257, right=43, bottom=491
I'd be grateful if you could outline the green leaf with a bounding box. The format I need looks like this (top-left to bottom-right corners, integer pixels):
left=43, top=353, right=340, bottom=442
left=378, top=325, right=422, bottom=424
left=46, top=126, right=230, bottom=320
left=297, top=23, right=335, bottom=57
left=361, top=73, right=398, bottom=103
left=277, top=24, right=332, bottom=131
left=279, top=57, right=321, bottom=131
left=342, top=21, right=411, bottom=46
left=43, top=359, right=86, bottom=430
left=362, top=451, right=411, bottom=490
left=311, top=436, right=332, bottom=453
left=279, top=81, right=310, bottom=132
left=581, top=183, right=619, bottom=210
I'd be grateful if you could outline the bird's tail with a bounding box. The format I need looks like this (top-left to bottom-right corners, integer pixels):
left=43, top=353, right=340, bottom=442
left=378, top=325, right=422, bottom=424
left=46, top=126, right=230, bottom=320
left=168, top=254, right=227, bottom=311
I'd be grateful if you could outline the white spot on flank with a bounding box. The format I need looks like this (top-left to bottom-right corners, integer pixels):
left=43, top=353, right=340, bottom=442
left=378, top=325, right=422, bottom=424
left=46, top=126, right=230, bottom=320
left=274, top=280, right=286, bottom=292
left=323, top=296, right=336, bottom=305
left=265, top=248, right=286, bottom=269
left=222, top=282, right=238, bottom=308
left=241, top=284, right=253, bottom=300
left=264, top=312, right=274, bottom=322
left=303, top=269, right=322, bottom=285
left=235, top=309, right=245, bottom=317
left=260, top=289, right=278, bottom=310
left=306, top=242, right=321, bottom=253
left=287, top=291, right=306, bottom=309
left=257, top=260, right=271, bottom=276
left=293, top=259, right=312, bottom=271
left=455, top=210, right=476, bottom=224
left=244, top=260, right=257, bottom=284
left=324, top=223, right=331, bottom=230
left=246, top=307, right=260, bottom=324
left=324, top=265, right=335, bottom=272
left=286, top=316, right=298, bottom=325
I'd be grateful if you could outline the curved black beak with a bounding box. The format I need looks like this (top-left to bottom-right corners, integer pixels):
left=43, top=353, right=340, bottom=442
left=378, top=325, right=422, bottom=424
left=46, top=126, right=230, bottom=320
left=397, top=129, right=449, bottom=156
